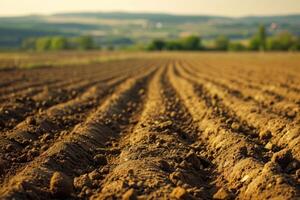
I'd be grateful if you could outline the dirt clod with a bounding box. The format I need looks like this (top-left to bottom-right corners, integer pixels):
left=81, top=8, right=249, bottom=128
left=158, top=160, right=171, bottom=172
left=185, top=151, right=202, bottom=170
left=74, top=174, right=92, bottom=190
left=122, top=188, right=137, bottom=200
left=26, top=116, right=36, bottom=125
left=259, top=130, right=272, bottom=140
left=271, top=149, right=293, bottom=169
left=50, top=171, right=73, bottom=197
left=93, top=154, right=107, bottom=166
left=170, top=187, right=189, bottom=199
left=213, top=188, right=233, bottom=200
left=231, top=122, right=240, bottom=131
left=0, top=54, right=299, bottom=200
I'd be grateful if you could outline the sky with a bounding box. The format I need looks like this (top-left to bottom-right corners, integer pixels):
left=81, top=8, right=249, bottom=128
left=1, top=0, right=300, bottom=17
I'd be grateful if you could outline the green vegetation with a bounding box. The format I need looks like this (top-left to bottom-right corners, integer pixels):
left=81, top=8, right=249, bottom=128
left=180, top=36, right=202, bottom=50
left=267, top=32, right=300, bottom=51
left=147, top=39, right=166, bottom=51
left=249, top=25, right=266, bottom=51
left=147, top=25, right=300, bottom=52
left=35, top=37, right=51, bottom=51
left=76, top=36, right=95, bottom=50
left=0, top=13, right=299, bottom=50
left=50, top=37, right=68, bottom=50
left=214, top=36, right=230, bottom=51
left=21, top=36, right=97, bottom=51
left=147, top=36, right=202, bottom=51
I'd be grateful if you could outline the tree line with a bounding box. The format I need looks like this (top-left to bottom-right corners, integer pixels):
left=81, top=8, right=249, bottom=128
left=147, top=25, right=300, bottom=51
left=21, top=36, right=96, bottom=51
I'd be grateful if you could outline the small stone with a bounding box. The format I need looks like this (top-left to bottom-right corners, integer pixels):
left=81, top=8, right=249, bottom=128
left=128, top=169, right=134, bottom=176
left=260, top=130, right=272, bottom=140
left=85, top=188, right=93, bottom=196
left=265, top=142, right=273, bottom=150
left=169, top=171, right=185, bottom=185
left=137, top=181, right=143, bottom=187
left=276, top=177, right=285, bottom=184
left=26, top=116, right=36, bottom=125
left=179, top=160, right=190, bottom=169
left=159, top=121, right=173, bottom=129
left=271, top=149, right=293, bottom=169
left=213, top=188, right=233, bottom=200
left=170, top=187, right=189, bottom=199
left=170, top=112, right=176, bottom=118
left=93, top=154, right=107, bottom=166
left=231, top=122, right=240, bottom=131
left=41, top=145, right=48, bottom=152
left=138, top=89, right=145, bottom=95
left=50, top=172, right=73, bottom=197
left=122, top=188, right=137, bottom=200
left=5, top=144, right=14, bottom=152
left=286, top=110, right=296, bottom=118
left=88, top=170, right=102, bottom=180
left=241, top=175, right=249, bottom=182
left=158, top=160, right=170, bottom=172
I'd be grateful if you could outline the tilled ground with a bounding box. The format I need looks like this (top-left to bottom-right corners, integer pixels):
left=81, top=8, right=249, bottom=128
left=0, top=53, right=299, bottom=200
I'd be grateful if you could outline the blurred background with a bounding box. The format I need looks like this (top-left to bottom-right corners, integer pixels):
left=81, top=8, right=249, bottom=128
left=0, top=0, right=300, bottom=52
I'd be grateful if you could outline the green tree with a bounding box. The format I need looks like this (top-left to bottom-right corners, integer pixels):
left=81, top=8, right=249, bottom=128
left=147, top=39, right=166, bottom=51
left=289, top=37, right=300, bottom=51
left=249, top=25, right=267, bottom=51
left=165, top=41, right=183, bottom=50
left=277, top=32, right=294, bottom=50
left=248, top=36, right=261, bottom=51
left=50, top=36, right=68, bottom=50
left=266, top=32, right=296, bottom=51
left=266, top=37, right=282, bottom=51
left=215, top=35, right=230, bottom=51
left=76, top=36, right=94, bottom=50
left=180, top=36, right=202, bottom=50
left=228, top=42, right=246, bottom=51
left=35, top=37, right=51, bottom=51
left=258, top=25, right=266, bottom=50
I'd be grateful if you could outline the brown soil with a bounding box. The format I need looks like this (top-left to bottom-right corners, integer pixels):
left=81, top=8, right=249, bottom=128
left=0, top=53, right=299, bottom=200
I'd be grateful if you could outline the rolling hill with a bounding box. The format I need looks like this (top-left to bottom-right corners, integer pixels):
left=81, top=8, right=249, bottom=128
left=0, top=12, right=299, bottom=49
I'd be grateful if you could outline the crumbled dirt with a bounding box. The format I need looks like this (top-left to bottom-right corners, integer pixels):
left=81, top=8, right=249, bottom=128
left=0, top=54, right=299, bottom=199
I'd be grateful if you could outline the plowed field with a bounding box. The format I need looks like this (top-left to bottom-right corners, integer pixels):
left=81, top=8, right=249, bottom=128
left=0, top=53, right=299, bottom=200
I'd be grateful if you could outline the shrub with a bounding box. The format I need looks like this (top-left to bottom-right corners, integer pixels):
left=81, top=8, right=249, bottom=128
left=50, top=37, right=68, bottom=50
left=76, top=36, right=94, bottom=50
left=180, top=36, right=202, bottom=50
left=228, top=42, right=246, bottom=51
left=214, top=35, right=230, bottom=51
left=147, top=39, right=166, bottom=51
left=35, top=37, right=51, bottom=51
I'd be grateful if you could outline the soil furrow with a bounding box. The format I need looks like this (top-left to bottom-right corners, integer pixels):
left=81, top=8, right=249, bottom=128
left=170, top=62, right=299, bottom=199
left=0, top=63, right=156, bottom=200
left=0, top=64, right=143, bottom=131
left=0, top=73, right=132, bottom=185
left=182, top=61, right=300, bottom=121
left=178, top=61, right=300, bottom=164
left=91, top=64, right=215, bottom=200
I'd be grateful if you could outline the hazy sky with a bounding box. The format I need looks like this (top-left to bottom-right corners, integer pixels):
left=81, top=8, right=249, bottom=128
left=1, top=0, right=300, bottom=17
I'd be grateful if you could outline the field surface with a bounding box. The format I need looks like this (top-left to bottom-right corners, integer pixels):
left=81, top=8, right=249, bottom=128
left=0, top=53, right=299, bottom=199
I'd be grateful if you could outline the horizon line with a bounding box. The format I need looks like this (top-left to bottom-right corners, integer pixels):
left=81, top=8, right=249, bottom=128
left=0, top=10, right=300, bottom=18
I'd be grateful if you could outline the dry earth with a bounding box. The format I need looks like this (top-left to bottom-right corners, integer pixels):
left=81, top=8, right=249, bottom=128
left=0, top=53, right=299, bottom=200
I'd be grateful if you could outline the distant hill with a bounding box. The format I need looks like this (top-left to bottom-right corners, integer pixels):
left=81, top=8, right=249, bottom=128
left=0, top=12, right=299, bottom=49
